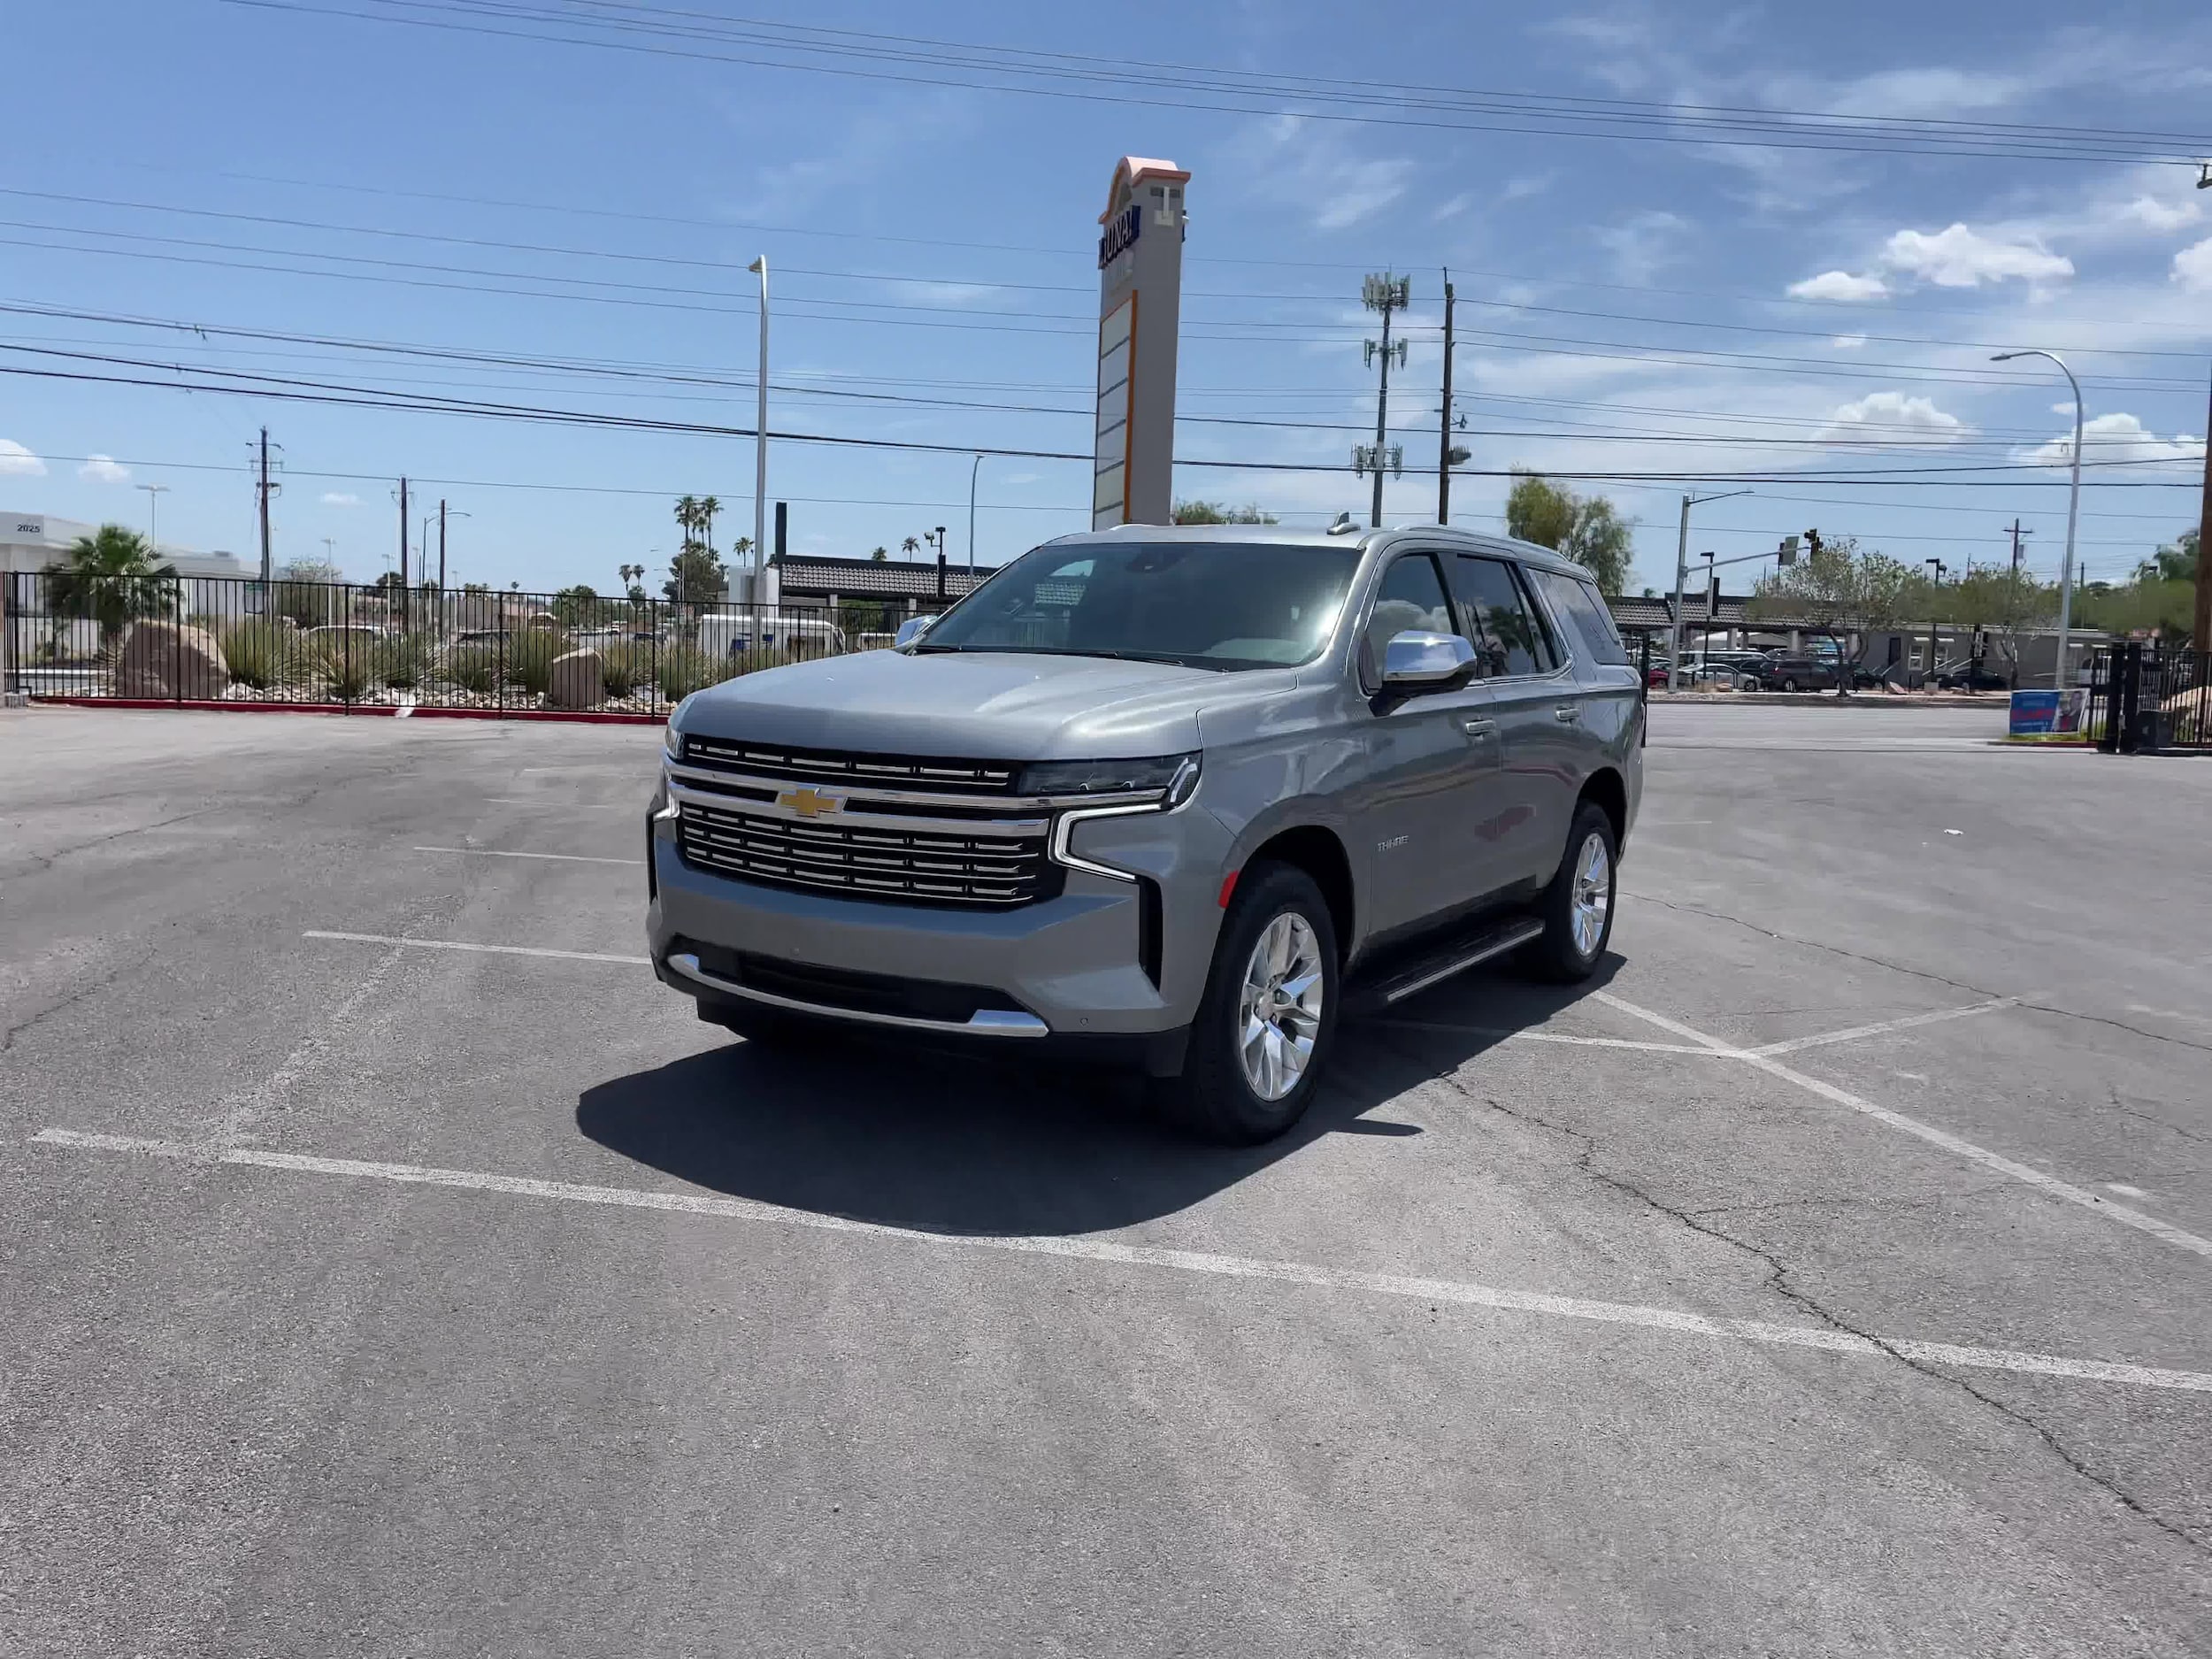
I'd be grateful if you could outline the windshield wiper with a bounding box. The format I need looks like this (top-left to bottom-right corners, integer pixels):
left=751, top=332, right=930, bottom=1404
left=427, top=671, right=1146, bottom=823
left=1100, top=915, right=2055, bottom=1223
left=912, top=644, right=1192, bottom=665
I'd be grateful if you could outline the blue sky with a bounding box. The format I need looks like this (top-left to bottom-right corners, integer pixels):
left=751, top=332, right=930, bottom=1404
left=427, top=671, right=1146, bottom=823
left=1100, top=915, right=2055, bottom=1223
left=4, top=0, right=2208, bottom=596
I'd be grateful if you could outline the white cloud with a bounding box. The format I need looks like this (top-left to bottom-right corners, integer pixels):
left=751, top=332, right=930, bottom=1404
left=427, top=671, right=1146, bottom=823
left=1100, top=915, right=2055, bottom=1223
left=1594, top=210, right=1689, bottom=284
left=903, top=281, right=1002, bottom=308
left=1788, top=270, right=1890, bottom=302
left=1817, top=391, right=1968, bottom=445
left=1881, top=223, right=2072, bottom=288
left=1225, top=115, right=1414, bottom=234
left=1430, top=192, right=1475, bottom=224
left=2121, top=195, right=2201, bottom=234
left=77, top=454, right=130, bottom=484
left=0, top=439, right=46, bottom=477
left=1500, top=173, right=1555, bottom=203
left=2175, top=236, right=2212, bottom=293
left=1827, top=66, right=2024, bottom=119
left=2030, top=412, right=2205, bottom=467
left=1831, top=334, right=1868, bottom=350
left=320, top=491, right=361, bottom=507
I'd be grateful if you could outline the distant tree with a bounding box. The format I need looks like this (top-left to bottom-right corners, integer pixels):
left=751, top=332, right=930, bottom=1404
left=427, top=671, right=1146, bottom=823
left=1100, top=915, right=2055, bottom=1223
left=272, top=557, right=347, bottom=628
left=901, top=535, right=921, bottom=560
left=664, top=545, right=726, bottom=606
left=2135, top=528, right=2200, bottom=586
left=1171, top=500, right=1278, bottom=525
left=372, top=570, right=406, bottom=591
left=43, top=525, right=178, bottom=648
left=1748, top=536, right=1916, bottom=695
left=462, top=581, right=491, bottom=595
left=552, top=584, right=610, bottom=628
left=871, top=546, right=889, bottom=562
left=697, top=495, right=721, bottom=558
left=1506, top=471, right=1634, bottom=595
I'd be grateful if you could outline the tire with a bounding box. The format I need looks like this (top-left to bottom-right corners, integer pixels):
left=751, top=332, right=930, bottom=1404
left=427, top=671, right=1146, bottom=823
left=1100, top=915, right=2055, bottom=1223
left=1152, top=863, right=1340, bottom=1144
left=1782, top=677, right=1799, bottom=693
left=1524, top=802, right=1618, bottom=983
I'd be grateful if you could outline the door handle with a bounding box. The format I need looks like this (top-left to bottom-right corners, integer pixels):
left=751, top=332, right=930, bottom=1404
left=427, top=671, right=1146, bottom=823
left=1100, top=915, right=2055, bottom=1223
left=1462, top=718, right=1497, bottom=737
left=1554, top=704, right=1582, bottom=724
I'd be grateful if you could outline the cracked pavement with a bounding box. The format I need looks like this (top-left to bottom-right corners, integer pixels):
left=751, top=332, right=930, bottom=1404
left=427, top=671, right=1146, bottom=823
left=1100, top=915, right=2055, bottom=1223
left=3, top=703, right=2210, bottom=1656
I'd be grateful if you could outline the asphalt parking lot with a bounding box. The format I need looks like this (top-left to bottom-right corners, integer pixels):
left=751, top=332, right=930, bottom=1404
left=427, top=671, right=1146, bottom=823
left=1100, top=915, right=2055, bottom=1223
left=4, top=700, right=2209, bottom=1656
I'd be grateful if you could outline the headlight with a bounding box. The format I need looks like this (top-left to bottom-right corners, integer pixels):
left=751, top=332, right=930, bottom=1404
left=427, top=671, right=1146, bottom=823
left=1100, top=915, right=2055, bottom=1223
left=1020, top=753, right=1199, bottom=803
left=663, top=696, right=686, bottom=763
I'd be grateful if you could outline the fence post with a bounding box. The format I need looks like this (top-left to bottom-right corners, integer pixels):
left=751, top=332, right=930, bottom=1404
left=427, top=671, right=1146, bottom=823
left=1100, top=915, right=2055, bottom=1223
left=173, top=582, right=182, bottom=706
left=3, top=572, right=15, bottom=700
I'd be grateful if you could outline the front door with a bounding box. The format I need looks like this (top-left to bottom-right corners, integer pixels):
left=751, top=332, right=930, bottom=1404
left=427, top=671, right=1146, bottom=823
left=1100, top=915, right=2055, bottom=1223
left=1353, top=549, right=1507, bottom=937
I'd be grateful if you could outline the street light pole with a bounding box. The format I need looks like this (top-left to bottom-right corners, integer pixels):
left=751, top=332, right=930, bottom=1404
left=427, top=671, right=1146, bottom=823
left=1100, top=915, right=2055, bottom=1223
left=134, top=482, right=169, bottom=555
left=967, top=454, right=983, bottom=580
left=1668, top=488, right=1753, bottom=689
left=747, top=256, right=769, bottom=593
left=1993, top=349, right=2082, bottom=690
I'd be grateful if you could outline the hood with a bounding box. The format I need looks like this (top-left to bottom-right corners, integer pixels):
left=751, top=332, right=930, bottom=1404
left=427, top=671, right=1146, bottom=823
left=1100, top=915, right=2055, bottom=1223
left=678, top=649, right=1225, bottom=759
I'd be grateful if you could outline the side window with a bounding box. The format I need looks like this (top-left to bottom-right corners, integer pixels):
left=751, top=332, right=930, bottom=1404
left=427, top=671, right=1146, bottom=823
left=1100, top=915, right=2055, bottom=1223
left=1363, top=554, right=1456, bottom=677
left=1532, top=570, right=1630, bottom=667
left=1452, top=557, right=1552, bottom=678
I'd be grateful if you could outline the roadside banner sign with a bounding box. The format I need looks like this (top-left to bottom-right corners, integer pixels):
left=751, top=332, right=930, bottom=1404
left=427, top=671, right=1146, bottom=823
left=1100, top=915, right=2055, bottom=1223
left=2010, top=688, right=2087, bottom=737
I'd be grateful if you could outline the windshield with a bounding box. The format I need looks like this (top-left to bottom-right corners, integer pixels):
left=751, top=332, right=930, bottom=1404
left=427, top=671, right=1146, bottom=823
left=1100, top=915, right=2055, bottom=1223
left=914, top=540, right=1361, bottom=671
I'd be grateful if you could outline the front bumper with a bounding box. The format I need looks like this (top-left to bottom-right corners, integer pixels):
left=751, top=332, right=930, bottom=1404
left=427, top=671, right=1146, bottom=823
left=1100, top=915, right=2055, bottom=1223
left=645, top=787, right=1230, bottom=1040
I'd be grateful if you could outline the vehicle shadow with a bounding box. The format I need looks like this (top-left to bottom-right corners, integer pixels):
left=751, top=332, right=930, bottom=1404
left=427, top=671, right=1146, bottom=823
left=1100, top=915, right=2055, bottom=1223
left=575, top=959, right=1622, bottom=1238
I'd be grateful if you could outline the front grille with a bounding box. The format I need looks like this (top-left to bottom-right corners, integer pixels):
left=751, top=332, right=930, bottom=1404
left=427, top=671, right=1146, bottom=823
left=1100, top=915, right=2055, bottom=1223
left=680, top=940, right=1026, bottom=1024
left=682, top=735, right=1018, bottom=794
left=678, top=797, right=1053, bottom=908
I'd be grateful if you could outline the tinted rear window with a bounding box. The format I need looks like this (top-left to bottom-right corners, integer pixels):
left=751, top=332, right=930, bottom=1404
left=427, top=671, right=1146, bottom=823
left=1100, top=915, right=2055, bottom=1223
left=1531, top=570, right=1630, bottom=667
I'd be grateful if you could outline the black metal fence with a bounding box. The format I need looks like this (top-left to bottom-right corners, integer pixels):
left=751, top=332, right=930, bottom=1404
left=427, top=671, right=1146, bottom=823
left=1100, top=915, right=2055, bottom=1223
left=2, top=572, right=850, bottom=718
left=2091, top=642, right=2212, bottom=755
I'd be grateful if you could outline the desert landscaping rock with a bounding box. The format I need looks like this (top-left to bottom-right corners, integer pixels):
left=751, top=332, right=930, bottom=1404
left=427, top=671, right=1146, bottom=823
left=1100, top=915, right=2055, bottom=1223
left=115, top=621, right=229, bottom=699
left=546, top=648, right=606, bottom=710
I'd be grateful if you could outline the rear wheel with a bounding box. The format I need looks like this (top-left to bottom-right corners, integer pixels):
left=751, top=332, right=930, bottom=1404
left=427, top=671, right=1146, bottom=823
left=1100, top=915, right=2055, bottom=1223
left=1782, top=676, right=1800, bottom=693
left=1524, top=802, right=1617, bottom=983
left=1153, top=864, right=1340, bottom=1144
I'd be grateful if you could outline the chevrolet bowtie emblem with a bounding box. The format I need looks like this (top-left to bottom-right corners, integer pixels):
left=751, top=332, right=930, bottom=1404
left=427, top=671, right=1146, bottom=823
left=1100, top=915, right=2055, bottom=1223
left=775, top=787, right=844, bottom=818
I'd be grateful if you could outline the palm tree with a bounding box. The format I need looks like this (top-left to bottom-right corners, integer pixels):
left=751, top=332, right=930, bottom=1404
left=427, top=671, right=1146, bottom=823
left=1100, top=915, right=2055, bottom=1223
left=697, top=495, right=721, bottom=558
left=901, top=535, right=921, bottom=561
left=45, top=525, right=177, bottom=649
left=673, top=495, right=702, bottom=555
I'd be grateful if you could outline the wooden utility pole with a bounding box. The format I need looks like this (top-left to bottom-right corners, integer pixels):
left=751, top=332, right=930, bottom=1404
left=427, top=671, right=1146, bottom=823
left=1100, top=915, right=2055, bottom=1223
left=2194, top=367, right=2210, bottom=654
left=1437, top=273, right=1455, bottom=525
left=256, top=427, right=273, bottom=587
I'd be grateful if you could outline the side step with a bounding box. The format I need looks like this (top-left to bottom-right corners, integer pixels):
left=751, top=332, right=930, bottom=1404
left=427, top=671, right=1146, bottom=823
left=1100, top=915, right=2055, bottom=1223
left=1348, top=915, right=1547, bottom=1013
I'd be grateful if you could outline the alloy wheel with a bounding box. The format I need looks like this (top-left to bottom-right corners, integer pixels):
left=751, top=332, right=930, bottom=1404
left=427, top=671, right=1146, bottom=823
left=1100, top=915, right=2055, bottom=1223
left=1571, top=833, right=1612, bottom=959
left=1236, top=912, right=1325, bottom=1102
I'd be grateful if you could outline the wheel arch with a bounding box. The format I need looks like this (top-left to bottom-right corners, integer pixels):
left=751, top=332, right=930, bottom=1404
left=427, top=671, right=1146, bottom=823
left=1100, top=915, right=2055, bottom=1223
left=1240, top=823, right=1356, bottom=964
left=1578, top=766, right=1629, bottom=855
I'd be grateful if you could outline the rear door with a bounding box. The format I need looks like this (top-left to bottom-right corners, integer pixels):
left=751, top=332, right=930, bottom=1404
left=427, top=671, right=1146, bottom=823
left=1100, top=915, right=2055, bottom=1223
left=1526, top=564, right=1641, bottom=814
left=1352, top=549, right=1509, bottom=935
left=1448, top=555, right=1581, bottom=888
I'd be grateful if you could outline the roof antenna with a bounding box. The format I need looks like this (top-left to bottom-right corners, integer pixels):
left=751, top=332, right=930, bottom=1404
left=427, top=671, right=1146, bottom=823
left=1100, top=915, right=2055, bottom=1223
left=1327, top=511, right=1359, bottom=535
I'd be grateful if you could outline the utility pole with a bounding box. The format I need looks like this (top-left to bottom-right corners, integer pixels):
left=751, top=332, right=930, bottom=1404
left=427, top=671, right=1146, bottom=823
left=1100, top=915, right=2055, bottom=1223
left=396, top=476, right=410, bottom=630
left=1666, top=488, right=1753, bottom=688
left=1355, top=272, right=1409, bottom=528
left=438, top=499, right=448, bottom=592
left=1925, top=558, right=1947, bottom=681
left=2195, top=365, right=2211, bottom=657
left=255, top=427, right=274, bottom=588
left=1437, top=272, right=1455, bottom=525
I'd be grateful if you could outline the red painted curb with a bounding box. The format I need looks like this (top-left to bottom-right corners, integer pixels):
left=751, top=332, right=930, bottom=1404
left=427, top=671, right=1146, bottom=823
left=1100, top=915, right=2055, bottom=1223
left=29, top=695, right=663, bottom=726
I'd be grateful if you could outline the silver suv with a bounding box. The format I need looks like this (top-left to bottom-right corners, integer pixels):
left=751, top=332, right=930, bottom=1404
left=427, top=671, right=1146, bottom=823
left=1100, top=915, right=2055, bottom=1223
left=649, top=524, right=1641, bottom=1141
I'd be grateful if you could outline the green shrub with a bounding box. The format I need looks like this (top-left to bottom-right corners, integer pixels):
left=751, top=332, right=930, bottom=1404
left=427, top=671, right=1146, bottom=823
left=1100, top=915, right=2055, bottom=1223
left=318, top=646, right=380, bottom=703
left=655, top=647, right=729, bottom=701
left=503, top=628, right=567, bottom=696
left=600, top=641, right=641, bottom=700
left=221, top=621, right=303, bottom=690
left=443, top=644, right=500, bottom=695
left=373, top=635, right=429, bottom=689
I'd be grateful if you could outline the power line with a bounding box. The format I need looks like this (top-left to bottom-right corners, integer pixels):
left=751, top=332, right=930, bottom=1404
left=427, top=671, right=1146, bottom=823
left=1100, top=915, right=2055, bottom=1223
left=227, top=0, right=2212, bottom=165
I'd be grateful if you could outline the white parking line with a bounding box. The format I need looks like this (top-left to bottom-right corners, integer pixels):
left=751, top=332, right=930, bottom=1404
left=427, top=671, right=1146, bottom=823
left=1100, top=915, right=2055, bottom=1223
left=1370, top=1019, right=1719, bottom=1056
left=413, top=845, right=640, bottom=865
left=1594, top=990, right=2212, bottom=1262
left=31, top=1127, right=2212, bottom=1395
left=1747, top=998, right=2020, bottom=1057
left=303, top=930, right=649, bottom=965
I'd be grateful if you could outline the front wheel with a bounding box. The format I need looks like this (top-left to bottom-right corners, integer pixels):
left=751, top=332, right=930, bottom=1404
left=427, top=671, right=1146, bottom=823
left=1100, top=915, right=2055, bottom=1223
left=1153, top=864, right=1340, bottom=1144
left=1524, top=803, right=1617, bottom=983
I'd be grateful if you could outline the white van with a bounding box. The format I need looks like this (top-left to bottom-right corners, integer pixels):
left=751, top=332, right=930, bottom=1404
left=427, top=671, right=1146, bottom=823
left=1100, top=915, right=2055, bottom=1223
left=694, top=611, right=847, bottom=662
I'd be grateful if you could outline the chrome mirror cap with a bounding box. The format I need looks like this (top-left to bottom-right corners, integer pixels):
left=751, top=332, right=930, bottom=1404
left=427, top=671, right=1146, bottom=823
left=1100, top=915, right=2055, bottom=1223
left=892, top=615, right=940, bottom=649
left=1381, top=630, right=1477, bottom=688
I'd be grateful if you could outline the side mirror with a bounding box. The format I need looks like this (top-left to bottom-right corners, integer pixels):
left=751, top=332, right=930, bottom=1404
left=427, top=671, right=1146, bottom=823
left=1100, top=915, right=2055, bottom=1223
left=893, top=615, right=940, bottom=649
left=1381, top=630, right=1478, bottom=690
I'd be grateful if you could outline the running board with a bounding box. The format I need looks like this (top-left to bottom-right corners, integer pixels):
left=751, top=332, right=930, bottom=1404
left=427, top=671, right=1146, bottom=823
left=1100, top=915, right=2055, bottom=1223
left=1351, top=916, right=1547, bottom=1011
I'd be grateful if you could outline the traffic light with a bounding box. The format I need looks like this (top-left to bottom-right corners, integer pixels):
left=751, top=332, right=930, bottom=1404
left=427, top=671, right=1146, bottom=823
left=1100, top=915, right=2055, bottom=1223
left=1804, top=528, right=1825, bottom=558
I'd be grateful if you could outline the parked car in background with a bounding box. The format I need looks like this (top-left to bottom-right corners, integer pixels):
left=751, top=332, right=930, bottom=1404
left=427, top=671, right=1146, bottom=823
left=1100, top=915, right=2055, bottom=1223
left=1644, top=658, right=1672, bottom=689
left=1743, top=656, right=1842, bottom=693
left=1936, top=663, right=2010, bottom=691
left=303, top=624, right=389, bottom=649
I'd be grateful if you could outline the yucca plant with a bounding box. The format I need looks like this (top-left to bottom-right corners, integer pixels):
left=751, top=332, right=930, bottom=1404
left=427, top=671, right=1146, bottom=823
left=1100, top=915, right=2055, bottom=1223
left=599, top=641, right=641, bottom=700
left=318, top=645, right=380, bottom=703
left=221, top=621, right=302, bottom=691
left=655, top=646, right=730, bottom=701
left=373, top=634, right=429, bottom=690
left=503, top=628, right=567, bottom=697
left=442, top=644, right=500, bottom=695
